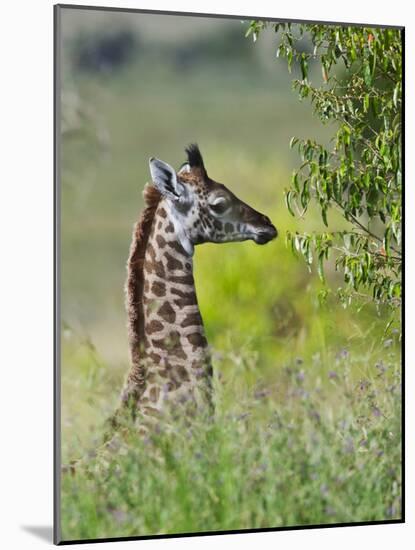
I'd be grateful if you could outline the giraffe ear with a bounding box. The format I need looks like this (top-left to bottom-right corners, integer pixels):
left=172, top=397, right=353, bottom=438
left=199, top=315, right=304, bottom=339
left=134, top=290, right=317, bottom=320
left=149, top=157, right=185, bottom=201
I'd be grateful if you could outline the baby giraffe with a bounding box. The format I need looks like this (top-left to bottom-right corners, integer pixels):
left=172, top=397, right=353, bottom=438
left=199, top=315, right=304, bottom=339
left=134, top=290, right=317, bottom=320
left=121, top=144, right=277, bottom=431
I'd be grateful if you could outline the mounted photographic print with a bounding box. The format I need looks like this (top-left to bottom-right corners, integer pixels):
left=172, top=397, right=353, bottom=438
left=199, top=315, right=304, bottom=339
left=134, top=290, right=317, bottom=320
left=54, top=4, right=404, bottom=544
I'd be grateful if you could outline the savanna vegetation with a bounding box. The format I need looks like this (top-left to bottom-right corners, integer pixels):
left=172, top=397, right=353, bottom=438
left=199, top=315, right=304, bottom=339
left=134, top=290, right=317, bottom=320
left=246, top=22, right=402, bottom=310
left=59, top=9, right=402, bottom=541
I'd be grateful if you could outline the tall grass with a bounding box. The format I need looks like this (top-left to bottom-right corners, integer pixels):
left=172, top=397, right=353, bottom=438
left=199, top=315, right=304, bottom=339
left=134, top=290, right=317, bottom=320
left=61, top=344, right=401, bottom=541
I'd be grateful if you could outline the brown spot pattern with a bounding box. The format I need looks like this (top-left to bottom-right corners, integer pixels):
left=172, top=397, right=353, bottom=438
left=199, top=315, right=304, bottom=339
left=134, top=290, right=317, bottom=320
left=146, top=320, right=164, bottom=334
left=158, top=301, right=176, bottom=323
left=144, top=258, right=165, bottom=279
left=151, top=333, right=187, bottom=360
left=169, top=274, right=194, bottom=285
left=187, top=332, right=207, bottom=348
left=174, top=365, right=190, bottom=382
left=147, top=242, right=156, bottom=260
left=170, top=346, right=187, bottom=360
left=149, top=386, right=160, bottom=403
left=151, top=280, right=166, bottom=297
left=156, top=234, right=166, bottom=248
left=181, top=312, right=202, bottom=328
left=146, top=372, right=157, bottom=384
left=149, top=351, right=161, bottom=365
left=171, top=288, right=197, bottom=307
left=143, top=406, right=161, bottom=417
left=165, top=252, right=183, bottom=271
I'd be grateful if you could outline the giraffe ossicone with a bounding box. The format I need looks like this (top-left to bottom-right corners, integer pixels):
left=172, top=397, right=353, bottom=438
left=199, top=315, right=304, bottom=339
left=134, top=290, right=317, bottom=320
left=122, top=144, right=277, bottom=429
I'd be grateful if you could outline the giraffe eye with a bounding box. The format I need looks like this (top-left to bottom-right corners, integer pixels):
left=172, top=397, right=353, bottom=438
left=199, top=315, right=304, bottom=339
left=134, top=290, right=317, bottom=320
left=209, top=198, right=229, bottom=215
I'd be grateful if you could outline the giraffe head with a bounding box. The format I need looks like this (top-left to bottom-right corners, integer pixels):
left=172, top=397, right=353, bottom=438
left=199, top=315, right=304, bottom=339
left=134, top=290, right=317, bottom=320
left=149, top=144, right=278, bottom=255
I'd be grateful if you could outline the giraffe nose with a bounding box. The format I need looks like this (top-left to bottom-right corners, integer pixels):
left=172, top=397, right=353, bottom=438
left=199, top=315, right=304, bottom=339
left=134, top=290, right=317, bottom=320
left=262, top=214, right=277, bottom=233
left=255, top=214, right=278, bottom=244
left=269, top=225, right=278, bottom=238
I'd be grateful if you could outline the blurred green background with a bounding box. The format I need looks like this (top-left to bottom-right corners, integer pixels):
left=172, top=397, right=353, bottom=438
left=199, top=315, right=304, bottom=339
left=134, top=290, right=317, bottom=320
left=59, top=8, right=401, bottom=539
left=60, top=7, right=397, bottom=451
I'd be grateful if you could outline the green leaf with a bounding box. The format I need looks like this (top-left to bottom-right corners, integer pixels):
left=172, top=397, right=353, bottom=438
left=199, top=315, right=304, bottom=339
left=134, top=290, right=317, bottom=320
left=363, top=60, right=372, bottom=86
left=318, top=251, right=326, bottom=282
left=271, top=24, right=402, bottom=310
left=384, top=226, right=391, bottom=255
left=300, top=54, right=309, bottom=81
left=300, top=180, right=310, bottom=210
left=321, top=205, right=328, bottom=227
left=285, top=190, right=296, bottom=217
left=287, top=49, right=293, bottom=73
left=393, top=83, right=400, bottom=108
left=370, top=50, right=377, bottom=80
left=290, top=136, right=299, bottom=149
left=292, top=171, right=300, bottom=192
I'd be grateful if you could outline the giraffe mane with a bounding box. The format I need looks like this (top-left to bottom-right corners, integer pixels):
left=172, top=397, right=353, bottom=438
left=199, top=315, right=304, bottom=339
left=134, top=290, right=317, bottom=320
left=126, top=184, right=162, bottom=366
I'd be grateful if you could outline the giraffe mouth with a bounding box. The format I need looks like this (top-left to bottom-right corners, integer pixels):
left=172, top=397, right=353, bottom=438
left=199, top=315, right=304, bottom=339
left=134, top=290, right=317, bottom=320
left=254, top=226, right=278, bottom=245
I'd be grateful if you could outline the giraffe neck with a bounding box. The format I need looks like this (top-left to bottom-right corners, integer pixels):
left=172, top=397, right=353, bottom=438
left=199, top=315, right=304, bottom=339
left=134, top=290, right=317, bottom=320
left=143, top=202, right=209, bottom=365
left=124, top=199, right=212, bottom=415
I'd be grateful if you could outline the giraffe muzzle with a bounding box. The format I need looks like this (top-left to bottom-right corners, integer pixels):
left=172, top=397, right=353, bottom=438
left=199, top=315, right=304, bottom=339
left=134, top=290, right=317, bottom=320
left=255, top=226, right=278, bottom=244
